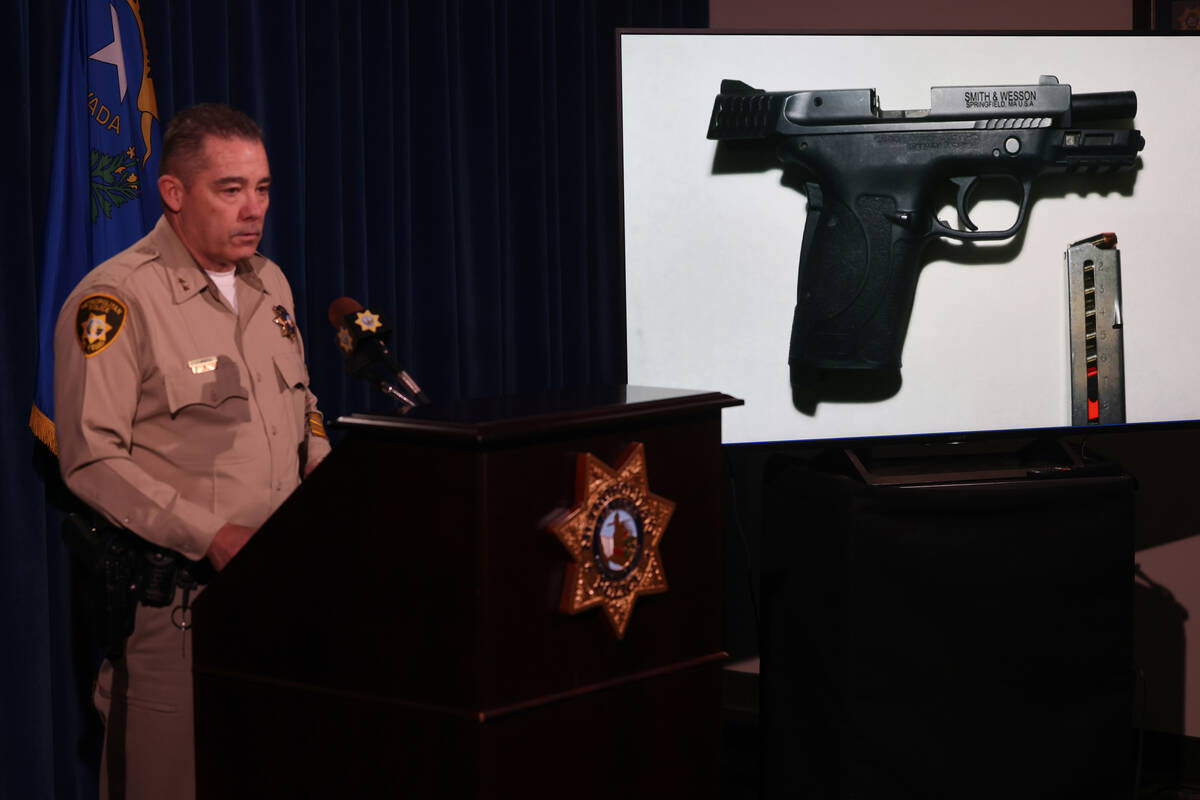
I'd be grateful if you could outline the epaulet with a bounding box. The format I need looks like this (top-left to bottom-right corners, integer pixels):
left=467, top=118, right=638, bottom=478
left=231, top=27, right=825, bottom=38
left=81, top=242, right=160, bottom=291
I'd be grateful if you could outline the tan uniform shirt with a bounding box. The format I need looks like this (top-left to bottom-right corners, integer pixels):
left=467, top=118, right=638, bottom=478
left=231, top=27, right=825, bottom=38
left=54, top=216, right=331, bottom=561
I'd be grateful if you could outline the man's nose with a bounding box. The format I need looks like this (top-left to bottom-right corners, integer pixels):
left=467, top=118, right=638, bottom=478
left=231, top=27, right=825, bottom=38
left=240, top=193, right=267, bottom=219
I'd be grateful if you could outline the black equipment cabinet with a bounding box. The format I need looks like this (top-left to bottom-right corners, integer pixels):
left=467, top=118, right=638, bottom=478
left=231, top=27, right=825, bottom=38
left=761, top=452, right=1134, bottom=800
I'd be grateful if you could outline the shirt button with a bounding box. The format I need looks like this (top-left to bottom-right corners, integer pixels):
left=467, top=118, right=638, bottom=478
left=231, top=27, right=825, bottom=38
left=255, top=372, right=263, bottom=382
left=271, top=426, right=278, bottom=435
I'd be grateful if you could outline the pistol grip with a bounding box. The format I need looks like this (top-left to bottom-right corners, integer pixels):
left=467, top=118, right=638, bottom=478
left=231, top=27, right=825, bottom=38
left=790, top=183, right=924, bottom=370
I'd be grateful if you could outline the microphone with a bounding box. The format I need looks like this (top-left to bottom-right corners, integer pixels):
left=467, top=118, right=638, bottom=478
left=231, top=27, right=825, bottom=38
left=327, top=297, right=429, bottom=407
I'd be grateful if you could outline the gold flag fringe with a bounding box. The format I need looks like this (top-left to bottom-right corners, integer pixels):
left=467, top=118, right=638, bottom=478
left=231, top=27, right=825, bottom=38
left=29, top=404, right=59, bottom=456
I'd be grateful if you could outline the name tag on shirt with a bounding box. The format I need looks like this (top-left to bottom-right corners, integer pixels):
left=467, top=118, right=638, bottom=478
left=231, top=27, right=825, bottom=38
left=188, top=356, right=218, bottom=375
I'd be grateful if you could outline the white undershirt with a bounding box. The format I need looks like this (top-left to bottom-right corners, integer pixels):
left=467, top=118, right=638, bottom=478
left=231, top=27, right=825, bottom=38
left=205, top=269, right=239, bottom=313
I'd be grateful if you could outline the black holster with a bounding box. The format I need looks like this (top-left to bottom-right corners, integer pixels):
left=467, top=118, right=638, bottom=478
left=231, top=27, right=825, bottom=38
left=61, top=512, right=213, bottom=659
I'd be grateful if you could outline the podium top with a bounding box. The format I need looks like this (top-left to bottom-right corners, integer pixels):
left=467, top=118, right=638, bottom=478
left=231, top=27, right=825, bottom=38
left=333, top=384, right=741, bottom=446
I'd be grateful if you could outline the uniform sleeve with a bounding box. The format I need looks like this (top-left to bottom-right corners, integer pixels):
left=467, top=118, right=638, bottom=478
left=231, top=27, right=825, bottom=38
left=302, top=383, right=332, bottom=472
left=54, top=287, right=227, bottom=561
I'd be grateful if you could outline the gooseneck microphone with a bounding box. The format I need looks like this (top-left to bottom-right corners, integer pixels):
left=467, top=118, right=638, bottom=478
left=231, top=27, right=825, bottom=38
left=327, top=297, right=429, bottom=407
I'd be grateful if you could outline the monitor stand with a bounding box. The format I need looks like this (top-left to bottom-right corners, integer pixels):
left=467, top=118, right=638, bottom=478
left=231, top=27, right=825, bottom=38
left=837, top=435, right=1120, bottom=486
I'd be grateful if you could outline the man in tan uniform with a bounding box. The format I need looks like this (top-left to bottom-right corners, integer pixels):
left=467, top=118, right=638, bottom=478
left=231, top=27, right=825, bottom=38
left=54, top=104, right=330, bottom=799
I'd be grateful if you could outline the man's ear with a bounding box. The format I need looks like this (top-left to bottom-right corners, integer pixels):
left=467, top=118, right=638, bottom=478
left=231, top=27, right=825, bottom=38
left=159, top=174, right=184, bottom=213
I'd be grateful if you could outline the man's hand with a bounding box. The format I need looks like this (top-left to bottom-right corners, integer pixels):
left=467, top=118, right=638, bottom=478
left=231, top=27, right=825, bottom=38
left=205, top=523, right=256, bottom=571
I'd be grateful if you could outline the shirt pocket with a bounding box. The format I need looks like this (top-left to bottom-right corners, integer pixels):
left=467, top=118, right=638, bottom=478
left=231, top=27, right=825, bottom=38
left=273, top=351, right=310, bottom=392
left=273, top=351, right=310, bottom=419
left=163, top=359, right=251, bottom=418
left=156, top=361, right=255, bottom=468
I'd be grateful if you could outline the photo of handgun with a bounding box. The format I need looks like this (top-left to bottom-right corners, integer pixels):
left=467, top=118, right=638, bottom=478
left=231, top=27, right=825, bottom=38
left=707, top=76, right=1144, bottom=372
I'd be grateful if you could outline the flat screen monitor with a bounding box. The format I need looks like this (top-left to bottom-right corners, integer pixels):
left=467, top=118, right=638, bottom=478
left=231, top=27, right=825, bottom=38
left=619, top=33, right=1195, bottom=444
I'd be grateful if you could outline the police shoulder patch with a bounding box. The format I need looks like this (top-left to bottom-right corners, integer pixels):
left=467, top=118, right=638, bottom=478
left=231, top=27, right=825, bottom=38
left=75, top=293, right=127, bottom=357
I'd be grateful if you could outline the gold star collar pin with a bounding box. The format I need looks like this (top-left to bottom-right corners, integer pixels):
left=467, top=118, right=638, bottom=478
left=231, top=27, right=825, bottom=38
left=546, top=442, right=674, bottom=639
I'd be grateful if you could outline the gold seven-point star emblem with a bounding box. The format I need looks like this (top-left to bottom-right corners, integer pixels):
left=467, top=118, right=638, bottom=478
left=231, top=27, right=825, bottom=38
left=546, top=442, right=674, bottom=638
left=83, top=313, right=112, bottom=344
left=354, top=309, right=382, bottom=333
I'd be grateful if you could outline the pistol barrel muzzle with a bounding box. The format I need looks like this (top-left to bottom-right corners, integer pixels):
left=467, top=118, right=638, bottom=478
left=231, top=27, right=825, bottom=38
left=1071, top=91, right=1137, bottom=122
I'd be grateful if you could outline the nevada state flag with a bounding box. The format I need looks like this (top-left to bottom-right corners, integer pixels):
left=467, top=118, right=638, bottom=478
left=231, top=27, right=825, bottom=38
left=32, top=0, right=162, bottom=453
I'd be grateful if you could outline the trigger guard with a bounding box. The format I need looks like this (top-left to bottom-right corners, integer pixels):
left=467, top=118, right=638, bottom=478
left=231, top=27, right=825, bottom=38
left=933, top=175, right=1032, bottom=241
left=951, top=176, right=979, bottom=232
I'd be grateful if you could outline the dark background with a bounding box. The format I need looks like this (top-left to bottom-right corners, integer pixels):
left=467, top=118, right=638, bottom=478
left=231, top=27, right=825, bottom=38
left=8, top=1, right=1200, bottom=797
left=1, top=2, right=706, bottom=796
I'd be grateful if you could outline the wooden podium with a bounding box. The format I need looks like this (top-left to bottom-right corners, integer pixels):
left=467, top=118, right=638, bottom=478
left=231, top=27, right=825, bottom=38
left=192, top=385, right=740, bottom=798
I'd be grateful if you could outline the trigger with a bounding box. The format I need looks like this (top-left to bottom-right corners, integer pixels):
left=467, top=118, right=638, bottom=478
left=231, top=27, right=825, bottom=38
left=951, top=176, right=978, bottom=232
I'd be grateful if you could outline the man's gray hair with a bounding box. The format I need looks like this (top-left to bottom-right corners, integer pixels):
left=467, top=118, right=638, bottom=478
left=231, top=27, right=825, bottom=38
left=160, top=103, right=263, bottom=180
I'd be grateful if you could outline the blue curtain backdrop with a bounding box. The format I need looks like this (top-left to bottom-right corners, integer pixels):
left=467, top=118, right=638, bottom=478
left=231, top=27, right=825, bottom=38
left=1, top=1, right=708, bottom=796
